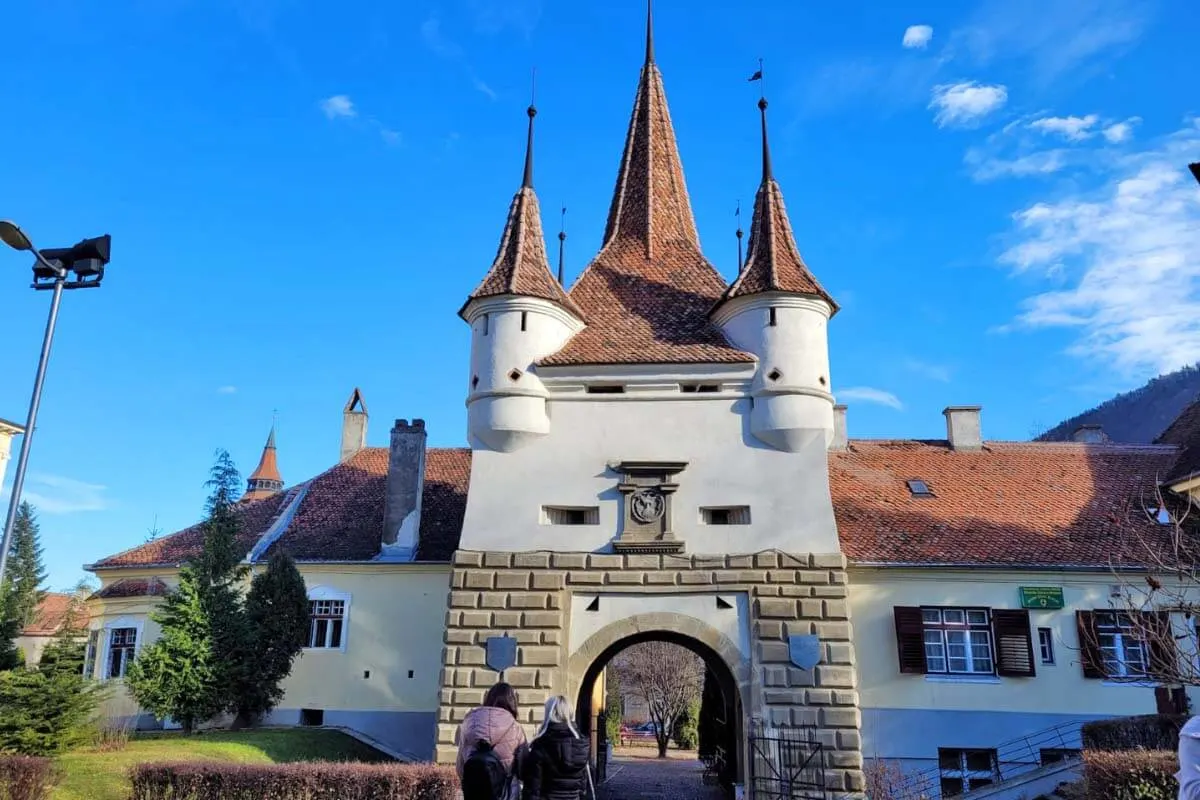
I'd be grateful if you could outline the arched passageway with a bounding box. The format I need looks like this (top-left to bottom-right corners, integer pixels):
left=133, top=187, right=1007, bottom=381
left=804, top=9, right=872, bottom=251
left=573, top=626, right=745, bottom=796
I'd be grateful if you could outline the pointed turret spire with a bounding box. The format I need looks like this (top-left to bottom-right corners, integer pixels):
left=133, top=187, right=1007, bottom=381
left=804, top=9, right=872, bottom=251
left=715, top=91, right=836, bottom=312
left=461, top=102, right=583, bottom=319
left=245, top=422, right=284, bottom=500
left=645, top=0, right=655, bottom=64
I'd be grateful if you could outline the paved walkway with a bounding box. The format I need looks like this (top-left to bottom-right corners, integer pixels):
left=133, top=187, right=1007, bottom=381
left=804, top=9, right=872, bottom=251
left=598, top=752, right=726, bottom=800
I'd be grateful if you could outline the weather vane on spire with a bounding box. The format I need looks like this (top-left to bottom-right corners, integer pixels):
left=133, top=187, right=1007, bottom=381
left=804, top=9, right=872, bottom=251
left=748, top=58, right=765, bottom=100
left=557, top=206, right=567, bottom=285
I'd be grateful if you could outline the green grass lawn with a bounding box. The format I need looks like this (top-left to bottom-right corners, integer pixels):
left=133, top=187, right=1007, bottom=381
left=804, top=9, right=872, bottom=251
left=52, top=728, right=392, bottom=800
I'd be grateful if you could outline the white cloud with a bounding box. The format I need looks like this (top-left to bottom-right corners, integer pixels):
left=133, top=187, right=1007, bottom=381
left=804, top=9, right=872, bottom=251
left=929, top=81, right=1008, bottom=128
left=1029, top=114, right=1100, bottom=141
left=903, top=359, right=953, bottom=383
left=421, top=17, right=462, bottom=59
left=3, top=473, right=110, bottom=515
left=216, top=385, right=238, bottom=395
left=472, top=77, right=498, bottom=101
left=998, top=120, right=1200, bottom=375
left=1103, top=116, right=1141, bottom=143
left=838, top=387, right=904, bottom=410
left=319, top=95, right=356, bottom=120
left=966, top=147, right=1070, bottom=181
left=379, top=128, right=402, bottom=146
left=903, top=25, right=934, bottom=49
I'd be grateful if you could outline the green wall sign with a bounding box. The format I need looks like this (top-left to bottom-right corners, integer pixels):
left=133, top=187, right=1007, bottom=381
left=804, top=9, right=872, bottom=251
left=1019, top=587, right=1065, bottom=609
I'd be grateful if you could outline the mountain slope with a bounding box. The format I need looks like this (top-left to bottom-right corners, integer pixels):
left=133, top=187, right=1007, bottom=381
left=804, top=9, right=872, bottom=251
left=1037, top=364, right=1200, bottom=443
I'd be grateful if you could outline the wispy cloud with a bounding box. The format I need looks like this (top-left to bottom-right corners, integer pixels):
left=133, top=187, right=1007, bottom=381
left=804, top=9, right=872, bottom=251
left=930, top=81, right=1008, bottom=128
left=903, top=359, right=953, bottom=383
left=379, top=128, right=402, bottom=146
left=838, top=387, right=904, bottom=410
left=1103, top=116, right=1141, bottom=143
left=966, top=146, right=1071, bottom=181
left=421, top=16, right=463, bottom=59
left=319, top=94, right=356, bottom=120
left=3, top=473, right=110, bottom=515
left=472, top=76, right=498, bottom=101
left=468, top=0, right=543, bottom=38
left=216, top=385, right=238, bottom=395
left=997, top=120, right=1200, bottom=375
left=948, top=0, right=1150, bottom=85
left=903, top=25, right=934, bottom=49
left=1029, top=114, right=1100, bottom=142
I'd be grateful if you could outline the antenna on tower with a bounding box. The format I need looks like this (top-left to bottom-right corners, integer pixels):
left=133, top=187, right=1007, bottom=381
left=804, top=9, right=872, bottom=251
left=557, top=206, right=567, bottom=285
left=735, top=200, right=744, bottom=271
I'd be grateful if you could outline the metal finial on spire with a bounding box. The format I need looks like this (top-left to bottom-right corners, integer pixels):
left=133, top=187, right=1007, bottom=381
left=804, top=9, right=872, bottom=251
left=522, top=69, right=537, bottom=188
left=557, top=205, right=567, bottom=285
left=735, top=200, right=744, bottom=271
left=645, top=0, right=655, bottom=64
left=759, top=96, right=773, bottom=182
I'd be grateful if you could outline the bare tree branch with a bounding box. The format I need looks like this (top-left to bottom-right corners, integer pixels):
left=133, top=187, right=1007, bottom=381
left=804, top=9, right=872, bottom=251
left=612, top=642, right=704, bottom=757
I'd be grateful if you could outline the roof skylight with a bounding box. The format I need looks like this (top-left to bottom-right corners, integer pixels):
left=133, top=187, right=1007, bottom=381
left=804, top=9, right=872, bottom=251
left=906, top=479, right=934, bottom=497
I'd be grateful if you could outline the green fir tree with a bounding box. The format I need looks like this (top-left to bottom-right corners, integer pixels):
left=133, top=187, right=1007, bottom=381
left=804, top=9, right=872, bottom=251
left=0, top=503, right=47, bottom=670
left=125, top=567, right=221, bottom=734
left=38, top=590, right=90, bottom=676
left=232, top=551, right=308, bottom=727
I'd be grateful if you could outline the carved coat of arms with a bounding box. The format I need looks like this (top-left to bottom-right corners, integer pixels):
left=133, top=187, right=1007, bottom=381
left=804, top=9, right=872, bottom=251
left=630, top=489, right=666, bottom=523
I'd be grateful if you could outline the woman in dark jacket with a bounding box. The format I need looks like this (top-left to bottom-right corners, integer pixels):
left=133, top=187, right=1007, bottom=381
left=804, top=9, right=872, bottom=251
left=522, top=695, right=592, bottom=800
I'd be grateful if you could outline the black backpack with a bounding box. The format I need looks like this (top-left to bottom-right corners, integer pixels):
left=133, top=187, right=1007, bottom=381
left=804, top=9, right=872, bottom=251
left=462, top=739, right=510, bottom=800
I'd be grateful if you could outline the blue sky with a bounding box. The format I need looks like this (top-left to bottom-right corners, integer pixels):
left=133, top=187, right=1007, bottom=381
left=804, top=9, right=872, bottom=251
left=1, top=0, right=1198, bottom=590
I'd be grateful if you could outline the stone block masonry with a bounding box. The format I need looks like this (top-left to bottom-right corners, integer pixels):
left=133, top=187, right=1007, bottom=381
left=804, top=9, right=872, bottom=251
left=435, top=550, right=864, bottom=796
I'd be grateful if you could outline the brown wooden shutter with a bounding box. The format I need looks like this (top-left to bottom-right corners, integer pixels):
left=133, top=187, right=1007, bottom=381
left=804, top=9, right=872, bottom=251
left=992, top=609, right=1036, bottom=677
left=894, top=606, right=927, bottom=674
left=1145, top=611, right=1176, bottom=679
left=1077, top=611, right=1104, bottom=679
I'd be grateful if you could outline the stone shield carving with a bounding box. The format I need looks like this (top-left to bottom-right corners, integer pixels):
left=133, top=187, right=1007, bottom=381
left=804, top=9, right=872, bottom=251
left=630, top=489, right=666, bottom=523
left=788, top=634, right=821, bottom=670
left=485, top=635, right=517, bottom=673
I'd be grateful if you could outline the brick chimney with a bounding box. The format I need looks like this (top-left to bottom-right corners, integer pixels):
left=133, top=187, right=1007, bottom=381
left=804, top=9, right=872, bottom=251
left=943, top=406, right=983, bottom=450
left=831, top=405, right=848, bottom=451
left=382, top=419, right=427, bottom=560
left=341, top=388, right=368, bottom=463
left=1072, top=424, right=1108, bottom=444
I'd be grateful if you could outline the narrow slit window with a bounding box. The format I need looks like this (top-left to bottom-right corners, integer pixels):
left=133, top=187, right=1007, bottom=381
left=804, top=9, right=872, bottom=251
left=1038, top=628, right=1055, bottom=665
left=701, top=506, right=751, bottom=525
left=482, top=314, right=490, bottom=336
left=681, top=384, right=720, bottom=393
left=769, top=307, right=777, bottom=327
left=541, top=506, right=600, bottom=525
left=586, top=385, right=625, bottom=394
left=520, top=311, right=528, bottom=332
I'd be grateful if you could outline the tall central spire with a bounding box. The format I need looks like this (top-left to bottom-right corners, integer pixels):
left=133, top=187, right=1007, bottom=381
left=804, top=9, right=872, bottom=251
left=598, top=0, right=701, bottom=259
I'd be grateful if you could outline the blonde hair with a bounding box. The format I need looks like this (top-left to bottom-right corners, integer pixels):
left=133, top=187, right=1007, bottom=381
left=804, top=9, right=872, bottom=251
left=535, top=695, right=581, bottom=740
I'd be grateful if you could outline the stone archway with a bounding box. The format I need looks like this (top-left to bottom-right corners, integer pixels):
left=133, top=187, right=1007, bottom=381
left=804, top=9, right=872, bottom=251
left=570, top=612, right=748, bottom=789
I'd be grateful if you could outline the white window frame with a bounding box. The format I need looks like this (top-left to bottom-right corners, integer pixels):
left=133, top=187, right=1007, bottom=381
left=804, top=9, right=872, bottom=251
left=95, top=616, right=145, bottom=682
left=921, top=607, right=995, bottom=676
left=1038, top=627, right=1055, bottom=665
left=305, top=586, right=351, bottom=653
left=1095, top=611, right=1149, bottom=678
left=939, top=748, right=1000, bottom=796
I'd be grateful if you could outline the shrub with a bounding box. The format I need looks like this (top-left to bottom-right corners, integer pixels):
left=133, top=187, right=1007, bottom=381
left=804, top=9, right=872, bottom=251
left=0, top=755, right=55, bottom=800
left=1083, top=750, right=1177, bottom=800
left=673, top=699, right=700, bottom=750
left=1081, top=714, right=1187, bottom=752
left=93, top=717, right=134, bottom=753
left=129, top=761, right=458, bottom=800
left=0, top=670, right=105, bottom=756
left=604, top=702, right=621, bottom=745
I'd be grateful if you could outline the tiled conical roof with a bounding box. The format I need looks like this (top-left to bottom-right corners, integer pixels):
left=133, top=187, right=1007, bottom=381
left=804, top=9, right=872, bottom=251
left=461, top=106, right=583, bottom=320
left=717, top=98, right=836, bottom=311
left=541, top=5, right=752, bottom=367
left=245, top=425, right=283, bottom=500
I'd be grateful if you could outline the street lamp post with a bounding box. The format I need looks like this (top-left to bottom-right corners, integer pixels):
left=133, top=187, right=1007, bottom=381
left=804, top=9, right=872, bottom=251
left=0, top=221, right=110, bottom=587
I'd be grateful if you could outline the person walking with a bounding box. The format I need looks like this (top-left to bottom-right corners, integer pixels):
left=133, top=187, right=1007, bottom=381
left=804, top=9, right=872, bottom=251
left=522, top=695, right=593, bottom=800
left=456, top=682, right=529, bottom=800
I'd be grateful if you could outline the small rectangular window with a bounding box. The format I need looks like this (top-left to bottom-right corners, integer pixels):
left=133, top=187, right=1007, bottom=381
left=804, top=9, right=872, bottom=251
left=700, top=506, right=751, bottom=525
left=586, top=385, right=625, bottom=394
left=1038, top=628, right=1055, bottom=664
left=768, top=307, right=777, bottom=327
left=308, top=600, right=346, bottom=649
left=521, top=311, right=528, bottom=331
left=107, top=627, right=137, bottom=679
left=680, top=384, right=721, bottom=393
left=300, top=708, right=325, bottom=726
left=541, top=506, right=600, bottom=525
left=482, top=314, right=490, bottom=335
left=906, top=479, right=934, bottom=497
left=938, top=748, right=999, bottom=796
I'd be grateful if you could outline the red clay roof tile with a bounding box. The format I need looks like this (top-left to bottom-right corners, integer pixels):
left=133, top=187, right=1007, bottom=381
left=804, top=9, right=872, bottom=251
left=1156, top=399, right=1200, bottom=483
left=24, top=592, right=91, bottom=634
left=90, top=578, right=169, bottom=601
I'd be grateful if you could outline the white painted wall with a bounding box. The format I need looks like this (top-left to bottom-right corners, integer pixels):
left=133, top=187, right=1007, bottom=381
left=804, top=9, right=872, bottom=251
left=714, top=294, right=835, bottom=452
left=464, top=296, right=584, bottom=453
left=0, top=426, right=20, bottom=491
left=567, top=591, right=751, bottom=659
left=459, top=394, right=840, bottom=555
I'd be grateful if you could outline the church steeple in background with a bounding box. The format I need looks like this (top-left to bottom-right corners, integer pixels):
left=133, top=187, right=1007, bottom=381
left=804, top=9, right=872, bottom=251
left=245, top=422, right=284, bottom=500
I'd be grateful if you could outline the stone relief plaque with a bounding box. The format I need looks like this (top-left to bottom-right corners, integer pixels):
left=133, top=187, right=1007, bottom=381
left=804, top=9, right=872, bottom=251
left=611, top=461, right=687, bottom=554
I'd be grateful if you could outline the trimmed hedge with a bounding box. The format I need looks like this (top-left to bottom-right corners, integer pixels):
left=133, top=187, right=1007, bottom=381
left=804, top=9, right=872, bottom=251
left=129, top=762, right=457, bottom=800
left=1081, top=714, right=1187, bottom=751
left=1083, top=750, right=1177, bottom=800
left=0, top=756, right=55, bottom=800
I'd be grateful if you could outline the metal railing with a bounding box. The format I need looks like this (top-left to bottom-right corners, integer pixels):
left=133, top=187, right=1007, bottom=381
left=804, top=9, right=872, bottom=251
left=881, top=720, right=1083, bottom=799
